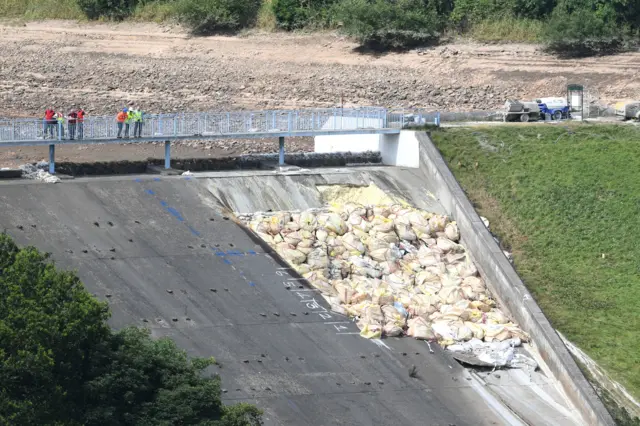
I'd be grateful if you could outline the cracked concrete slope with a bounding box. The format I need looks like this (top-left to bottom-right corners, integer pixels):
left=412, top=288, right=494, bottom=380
left=0, top=175, right=562, bottom=425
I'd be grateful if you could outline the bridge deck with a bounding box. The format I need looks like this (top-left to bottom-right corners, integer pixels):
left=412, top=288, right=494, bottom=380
left=0, top=107, right=438, bottom=173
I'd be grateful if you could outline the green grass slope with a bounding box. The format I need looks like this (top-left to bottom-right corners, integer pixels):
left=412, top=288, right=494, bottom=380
left=431, top=124, right=640, bottom=402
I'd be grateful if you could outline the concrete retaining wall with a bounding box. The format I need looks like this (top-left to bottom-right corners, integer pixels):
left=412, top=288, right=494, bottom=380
left=314, top=129, right=419, bottom=168
left=414, top=131, right=614, bottom=426
left=55, top=151, right=382, bottom=176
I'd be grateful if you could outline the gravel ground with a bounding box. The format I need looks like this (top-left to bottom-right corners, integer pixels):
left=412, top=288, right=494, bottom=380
left=1, top=20, right=639, bottom=166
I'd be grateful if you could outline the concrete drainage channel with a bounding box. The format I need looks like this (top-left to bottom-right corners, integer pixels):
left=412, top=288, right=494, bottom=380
left=0, top=135, right=615, bottom=425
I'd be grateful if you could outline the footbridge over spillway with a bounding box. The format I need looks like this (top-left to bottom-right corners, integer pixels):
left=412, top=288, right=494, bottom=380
left=0, top=107, right=439, bottom=173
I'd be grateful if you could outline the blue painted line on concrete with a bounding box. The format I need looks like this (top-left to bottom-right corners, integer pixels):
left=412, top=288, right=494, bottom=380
left=136, top=178, right=259, bottom=288
left=153, top=177, right=161, bottom=181
left=184, top=177, right=192, bottom=180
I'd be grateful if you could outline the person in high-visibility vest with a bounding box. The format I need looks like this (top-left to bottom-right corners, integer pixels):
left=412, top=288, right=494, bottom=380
left=116, top=108, right=128, bottom=138
left=56, top=111, right=65, bottom=139
left=124, top=107, right=134, bottom=138
left=132, top=108, right=143, bottom=138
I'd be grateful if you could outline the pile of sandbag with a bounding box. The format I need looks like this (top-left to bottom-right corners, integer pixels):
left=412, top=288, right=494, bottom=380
left=242, top=202, right=529, bottom=348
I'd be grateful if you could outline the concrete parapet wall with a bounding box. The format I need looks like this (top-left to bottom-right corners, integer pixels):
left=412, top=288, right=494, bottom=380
left=414, top=131, right=614, bottom=426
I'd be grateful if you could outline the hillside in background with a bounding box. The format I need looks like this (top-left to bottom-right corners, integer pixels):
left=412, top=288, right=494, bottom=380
left=0, top=0, right=638, bottom=55
left=431, top=124, right=640, bottom=424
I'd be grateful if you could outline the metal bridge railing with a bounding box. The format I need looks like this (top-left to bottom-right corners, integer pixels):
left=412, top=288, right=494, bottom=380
left=0, top=107, right=412, bottom=143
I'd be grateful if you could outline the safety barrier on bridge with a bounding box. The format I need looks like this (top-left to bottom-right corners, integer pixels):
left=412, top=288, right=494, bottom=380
left=0, top=107, right=441, bottom=174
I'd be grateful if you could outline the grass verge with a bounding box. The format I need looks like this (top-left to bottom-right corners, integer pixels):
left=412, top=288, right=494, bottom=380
left=0, top=0, right=84, bottom=19
left=430, top=124, right=640, bottom=404
left=468, top=17, right=544, bottom=43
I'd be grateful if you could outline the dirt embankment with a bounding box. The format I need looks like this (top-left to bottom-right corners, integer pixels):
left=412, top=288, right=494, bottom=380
left=1, top=20, right=640, bottom=166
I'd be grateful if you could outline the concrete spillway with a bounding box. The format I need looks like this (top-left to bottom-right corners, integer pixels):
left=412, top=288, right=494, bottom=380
left=0, top=133, right=610, bottom=425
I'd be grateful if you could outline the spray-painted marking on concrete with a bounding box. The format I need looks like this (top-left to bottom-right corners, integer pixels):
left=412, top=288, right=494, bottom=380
left=135, top=179, right=256, bottom=290
left=134, top=179, right=357, bottom=335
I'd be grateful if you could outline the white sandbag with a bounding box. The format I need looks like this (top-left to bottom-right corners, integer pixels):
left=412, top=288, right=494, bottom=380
left=415, top=269, right=440, bottom=287
left=371, top=217, right=395, bottom=233
left=378, top=261, right=399, bottom=275
left=342, top=202, right=367, bottom=217
left=483, top=324, right=511, bottom=342
left=299, top=211, right=317, bottom=231
left=382, top=304, right=407, bottom=328
left=350, top=257, right=382, bottom=278
left=296, top=239, right=315, bottom=255
left=372, top=230, right=400, bottom=245
left=373, top=206, right=391, bottom=217
left=316, top=228, right=329, bottom=242
left=283, top=231, right=303, bottom=246
left=342, top=232, right=365, bottom=255
left=307, top=247, right=329, bottom=270
left=394, top=222, right=417, bottom=241
left=383, top=323, right=404, bottom=337
left=457, top=325, right=474, bottom=341
left=293, top=263, right=311, bottom=275
left=461, top=276, right=484, bottom=293
left=486, top=310, right=509, bottom=325
left=407, top=317, right=434, bottom=340
left=372, top=286, right=395, bottom=306
left=445, top=222, right=460, bottom=242
left=359, top=303, right=385, bottom=326
left=256, top=232, right=274, bottom=245
left=436, top=237, right=461, bottom=253
left=438, top=286, right=466, bottom=304
left=429, top=215, right=448, bottom=233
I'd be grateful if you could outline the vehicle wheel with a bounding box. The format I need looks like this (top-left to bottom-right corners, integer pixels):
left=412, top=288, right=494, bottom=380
left=553, top=111, right=562, bottom=120
left=520, top=114, right=530, bottom=123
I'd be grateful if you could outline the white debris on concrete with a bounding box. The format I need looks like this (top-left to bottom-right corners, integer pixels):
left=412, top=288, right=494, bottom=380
left=19, top=162, right=60, bottom=183
left=182, top=170, right=193, bottom=176
left=448, top=338, right=538, bottom=370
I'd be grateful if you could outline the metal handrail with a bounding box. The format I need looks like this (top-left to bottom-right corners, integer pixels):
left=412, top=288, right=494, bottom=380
left=0, top=107, right=413, bottom=143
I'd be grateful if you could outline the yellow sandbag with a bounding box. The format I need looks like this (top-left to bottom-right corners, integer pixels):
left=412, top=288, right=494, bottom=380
left=429, top=215, right=448, bottom=233
left=483, top=324, right=511, bottom=342
left=359, top=324, right=382, bottom=339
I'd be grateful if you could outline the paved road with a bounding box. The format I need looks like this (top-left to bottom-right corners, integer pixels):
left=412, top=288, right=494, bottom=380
left=0, top=176, right=517, bottom=426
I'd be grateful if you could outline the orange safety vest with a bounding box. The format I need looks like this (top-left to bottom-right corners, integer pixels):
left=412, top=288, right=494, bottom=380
left=117, top=111, right=127, bottom=122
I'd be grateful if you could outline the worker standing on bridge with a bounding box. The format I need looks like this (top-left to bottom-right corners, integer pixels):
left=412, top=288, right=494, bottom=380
left=43, top=107, right=55, bottom=139
left=116, top=108, right=127, bottom=138
left=56, top=110, right=65, bottom=139
left=68, top=109, right=78, bottom=140
left=77, top=108, right=85, bottom=139
left=124, top=107, right=134, bottom=138
left=133, top=107, right=143, bottom=138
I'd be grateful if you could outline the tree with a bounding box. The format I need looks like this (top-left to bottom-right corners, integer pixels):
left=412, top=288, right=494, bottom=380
left=0, top=233, right=262, bottom=425
left=331, top=0, right=442, bottom=49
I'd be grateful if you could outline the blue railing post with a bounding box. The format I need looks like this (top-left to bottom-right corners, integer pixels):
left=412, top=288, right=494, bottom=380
left=164, top=141, right=171, bottom=169
left=227, top=113, right=230, bottom=133
left=272, top=112, right=276, bottom=130
left=48, top=144, right=55, bottom=174
left=436, top=112, right=441, bottom=127
left=333, top=109, right=337, bottom=130
left=57, top=121, right=62, bottom=141
left=279, top=136, right=285, bottom=166
left=287, top=112, right=292, bottom=132
left=173, top=116, right=177, bottom=136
